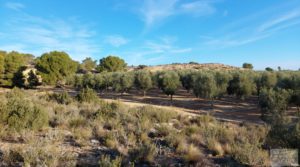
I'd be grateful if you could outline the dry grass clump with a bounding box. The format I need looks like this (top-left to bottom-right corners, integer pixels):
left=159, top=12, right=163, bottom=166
left=207, top=138, right=224, bottom=156
left=1, top=140, right=77, bottom=167
left=183, top=144, right=203, bottom=163
left=99, top=155, right=123, bottom=167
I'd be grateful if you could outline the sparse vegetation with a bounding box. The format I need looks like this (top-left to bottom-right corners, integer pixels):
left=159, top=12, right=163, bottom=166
left=0, top=49, right=300, bottom=166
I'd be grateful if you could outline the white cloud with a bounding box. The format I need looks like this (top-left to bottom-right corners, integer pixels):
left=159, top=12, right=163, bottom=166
left=105, top=35, right=129, bottom=47
left=0, top=13, right=100, bottom=60
left=140, top=0, right=178, bottom=27
left=139, top=0, right=218, bottom=28
left=201, top=8, right=300, bottom=49
left=123, top=37, right=192, bottom=65
left=180, top=0, right=216, bottom=16
left=5, top=2, right=25, bottom=11
left=258, top=10, right=300, bottom=32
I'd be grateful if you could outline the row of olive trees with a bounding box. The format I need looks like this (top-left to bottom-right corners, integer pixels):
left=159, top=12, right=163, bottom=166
left=67, top=69, right=264, bottom=103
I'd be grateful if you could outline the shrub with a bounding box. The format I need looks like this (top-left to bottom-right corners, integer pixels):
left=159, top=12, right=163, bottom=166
left=48, top=91, right=72, bottom=105
left=231, top=142, right=269, bottom=166
left=76, top=88, right=98, bottom=103
left=0, top=88, right=48, bottom=131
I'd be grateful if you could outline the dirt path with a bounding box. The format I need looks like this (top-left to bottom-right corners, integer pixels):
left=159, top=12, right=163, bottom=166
left=98, top=89, right=265, bottom=124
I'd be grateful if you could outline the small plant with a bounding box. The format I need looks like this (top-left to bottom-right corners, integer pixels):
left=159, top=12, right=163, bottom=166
left=76, top=88, right=98, bottom=103
left=183, top=144, right=203, bottom=163
left=48, top=91, right=72, bottom=105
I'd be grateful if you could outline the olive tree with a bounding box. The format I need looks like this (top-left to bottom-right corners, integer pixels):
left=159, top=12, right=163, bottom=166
left=193, top=72, right=217, bottom=108
left=214, top=71, right=230, bottom=98
left=227, top=72, right=254, bottom=99
left=160, top=71, right=180, bottom=101
left=135, top=70, right=152, bottom=96
left=259, top=88, right=290, bottom=124
left=113, top=72, right=134, bottom=94
left=179, top=70, right=195, bottom=93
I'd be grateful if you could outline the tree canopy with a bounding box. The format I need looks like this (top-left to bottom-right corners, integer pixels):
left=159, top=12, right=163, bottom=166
left=135, top=70, right=153, bottom=96
left=79, top=57, right=97, bottom=73
left=242, top=63, right=253, bottom=69
left=0, top=51, right=33, bottom=87
left=35, top=51, right=78, bottom=85
left=160, top=71, right=180, bottom=101
left=97, top=56, right=127, bottom=72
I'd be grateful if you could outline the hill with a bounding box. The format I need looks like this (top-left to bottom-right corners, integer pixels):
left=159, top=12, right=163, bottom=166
left=129, top=63, right=242, bottom=72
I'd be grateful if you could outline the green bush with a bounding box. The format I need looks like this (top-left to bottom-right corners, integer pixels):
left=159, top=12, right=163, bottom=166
left=48, top=91, right=72, bottom=105
left=76, top=88, right=98, bottom=103
left=0, top=88, right=48, bottom=131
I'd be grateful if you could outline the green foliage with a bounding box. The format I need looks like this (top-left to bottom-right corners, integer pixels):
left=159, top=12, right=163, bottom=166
left=0, top=88, right=48, bottom=131
left=36, top=51, right=78, bottom=85
left=259, top=88, right=290, bottom=123
left=49, top=91, right=72, bottom=105
left=76, top=88, right=98, bottom=103
left=179, top=70, right=195, bottom=92
left=97, top=56, right=127, bottom=72
left=260, top=72, right=277, bottom=89
left=242, top=63, right=253, bottom=69
left=23, top=70, right=41, bottom=88
left=79, top=57, right=97, bottom=73
left=160, top=71, right=180, bottom=100
left=215, top=71, right=231, bottom=98
left=0, top=51, right=5, bottom=82
left=135, top=70, right=152, bottom=96
left=193, top=72, right=217, bottom=99
left=0, top=51, right=32, bottom=87
left=227, top=73, right=254, bottom=99
left=112, top=72, right=134, bottom=93
left=265, top=67, right=274, bottom=71
left=82, top=73, right=96, bottom=88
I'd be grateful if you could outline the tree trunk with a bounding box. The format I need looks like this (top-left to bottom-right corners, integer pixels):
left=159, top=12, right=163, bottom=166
left=143, top=90, right=146, bottom=97
left=210, top=98, right=214, bottom=111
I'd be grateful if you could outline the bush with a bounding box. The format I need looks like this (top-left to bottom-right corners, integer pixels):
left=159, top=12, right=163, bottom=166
left=231, top=142, right=269, bottom=166
left=0, top=88, right=48, bottom=131
left=48, top=91, right=72, bottom=105
left=76, top=88, right=98, bottom=103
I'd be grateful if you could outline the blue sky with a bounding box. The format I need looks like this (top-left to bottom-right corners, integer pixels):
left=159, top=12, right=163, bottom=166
left=0, top=0, right=300, bottom=70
